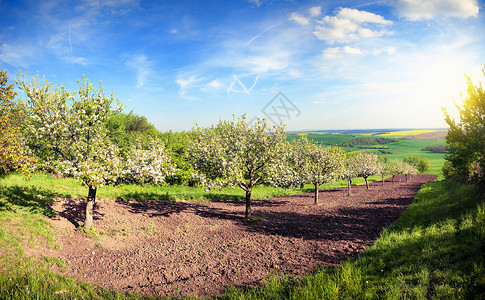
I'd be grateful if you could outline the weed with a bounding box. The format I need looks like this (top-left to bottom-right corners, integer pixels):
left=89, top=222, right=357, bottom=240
left=143, top=222, right=158, bottom=235
left=176, top=222, right=190, bottom=232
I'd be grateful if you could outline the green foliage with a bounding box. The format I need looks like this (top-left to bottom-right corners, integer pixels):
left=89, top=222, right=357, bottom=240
left=105, top=111, right=161, bottom=154
left=160, top=130, right=197, bottom=186
left=443, top=66, right=485, bottom=184
left=0, top=70, right=30, bottom=174
left=403, top=155, right=431, bottom=173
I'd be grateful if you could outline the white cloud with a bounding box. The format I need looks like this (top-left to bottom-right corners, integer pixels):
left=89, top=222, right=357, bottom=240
left=243, top=53, right=290, bottom=73
left=321, top=46, right=365, bottom=59
left=207, top=79, right=224, bottom=90
left=289, top=6, right=321, bottom=26
left=289, top=12, right=310, bottom=25
left=393, top=0, right=479, bottom=20
left=126, top=54, right=152, bottom=88
left=176, top=75, right=198, bottom=96
left=343, top=46, right=364, bottom=55
left=227, top=74, right=260, bottom=95
left=309, top=6, right=322, bottom=17
left=313, top=8, right=393, bottom=44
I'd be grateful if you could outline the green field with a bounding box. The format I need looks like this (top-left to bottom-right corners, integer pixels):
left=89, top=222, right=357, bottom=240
left=287, top=133, right=447, bottom=174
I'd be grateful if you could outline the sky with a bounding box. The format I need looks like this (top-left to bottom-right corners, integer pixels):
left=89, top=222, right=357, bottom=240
left=1, top=0, right=484, bottom=132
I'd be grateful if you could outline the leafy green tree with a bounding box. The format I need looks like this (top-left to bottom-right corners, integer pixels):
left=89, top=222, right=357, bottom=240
left=443, top=67, right=485, bottom=185
left=403, top=155, right=430, bottom=173
left=188, top=115, right=286, bottom=220
left=17, top=73, right=176, bottom=229
left=0, top=70, right=30, bottom=173
left=105, top=111, right=161, bottom=153
left=160, top=130, right=196, bottom=186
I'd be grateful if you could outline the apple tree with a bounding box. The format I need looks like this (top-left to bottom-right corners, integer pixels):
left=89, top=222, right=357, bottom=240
left=353, top=153, right=380, bottom=189
left=188, top=115, right=286, bottom=220
left=17, top=73, right=176, bottom=229
left=295, top=137, right=346, bottom=204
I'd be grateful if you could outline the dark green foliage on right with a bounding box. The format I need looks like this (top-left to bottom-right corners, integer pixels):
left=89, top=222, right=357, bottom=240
left=443, top=67, right=485, bottom=185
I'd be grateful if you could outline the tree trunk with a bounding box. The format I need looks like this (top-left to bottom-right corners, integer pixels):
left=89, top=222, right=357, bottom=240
left=364, top=177, right=369, bottom=189
left=314, top=182, right=319, bottom=204
left=392, top=175, right=395, bottom=185
left=244, top=188, right=252, bottom=220
left=300, top=183, right=305, bottom=189
left=347, top=178, right=352, bottom=196
left=405, top=174, right=408, bottom=181
left=382, top=174, right=384, bottom=186
left=84, top=186, right=97, bottom=230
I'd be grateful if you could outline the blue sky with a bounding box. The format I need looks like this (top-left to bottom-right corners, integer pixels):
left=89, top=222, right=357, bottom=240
left=1, top=0, right=484, bottom=131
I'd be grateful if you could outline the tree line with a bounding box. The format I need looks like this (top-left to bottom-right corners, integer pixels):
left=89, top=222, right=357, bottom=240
left=1, top=71, right=436, bottom=228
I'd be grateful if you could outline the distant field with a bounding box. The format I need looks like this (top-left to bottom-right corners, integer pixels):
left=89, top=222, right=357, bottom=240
left=286, top=133, right=355, bottom=146
left=287, top=132, right=447, bottom=174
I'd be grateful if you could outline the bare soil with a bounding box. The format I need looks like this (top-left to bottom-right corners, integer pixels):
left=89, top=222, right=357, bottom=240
left=36, top=174, right=436, bottom=298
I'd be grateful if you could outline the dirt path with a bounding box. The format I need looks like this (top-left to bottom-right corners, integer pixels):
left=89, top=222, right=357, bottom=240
left=37, top=174, right=436, bottom=298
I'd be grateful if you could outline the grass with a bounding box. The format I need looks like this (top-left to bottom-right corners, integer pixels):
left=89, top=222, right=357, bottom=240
left=0, top=172, right=315, bottom=203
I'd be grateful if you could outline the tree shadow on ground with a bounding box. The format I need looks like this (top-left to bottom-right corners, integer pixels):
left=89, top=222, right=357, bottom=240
left=53, top=199, right=104, bottom=228
left=115, top=175, right=435, bottom=242
left=115, top=191, right=245, bottom=202
left=0, top=185, right=68, bottom=216
left=116, top=199, right=191, bottom=218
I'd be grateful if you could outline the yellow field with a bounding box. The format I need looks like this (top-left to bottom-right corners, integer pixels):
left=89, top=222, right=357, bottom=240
left=377, top=130, right=438, bottom=136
